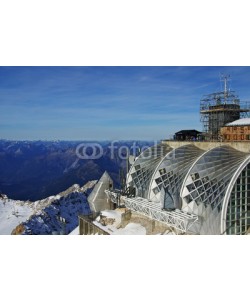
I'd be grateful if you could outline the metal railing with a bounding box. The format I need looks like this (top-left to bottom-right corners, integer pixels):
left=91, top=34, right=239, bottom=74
left=123, top=197, right=199, bottom=233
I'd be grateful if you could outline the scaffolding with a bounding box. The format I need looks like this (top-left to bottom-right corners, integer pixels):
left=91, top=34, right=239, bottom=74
left=200, top=75, right=250, bottom=140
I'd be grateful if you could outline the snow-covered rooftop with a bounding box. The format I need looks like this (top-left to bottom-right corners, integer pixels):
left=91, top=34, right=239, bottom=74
left=93, top=209, right=147, bottom=235
left=225, top=118, right=250, bottom=126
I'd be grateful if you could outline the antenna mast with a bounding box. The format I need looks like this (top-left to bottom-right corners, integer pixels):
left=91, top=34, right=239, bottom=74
left=220, top=73, right=231, bottom=99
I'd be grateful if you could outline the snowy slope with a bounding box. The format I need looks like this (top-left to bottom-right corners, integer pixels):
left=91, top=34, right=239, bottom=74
left=0, top=180, right=96, bottom=235
left=113, top=223, right=146, bottom=235
left=69, top=226, right=79, bottom=235
left=0, top=197, right=33, bottom=234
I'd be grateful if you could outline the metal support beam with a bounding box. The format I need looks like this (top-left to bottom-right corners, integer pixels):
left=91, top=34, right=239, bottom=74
left=105, top=190, right=120, bottom=204
left=124, top=197, right=198, bottom=233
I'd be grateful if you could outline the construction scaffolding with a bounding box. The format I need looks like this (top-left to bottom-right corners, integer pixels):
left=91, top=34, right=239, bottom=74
left=200, top=75, right=250, bottom=140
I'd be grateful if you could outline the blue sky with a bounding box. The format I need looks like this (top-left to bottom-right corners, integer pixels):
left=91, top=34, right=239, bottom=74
left=1, top=66, right=250, bottom=140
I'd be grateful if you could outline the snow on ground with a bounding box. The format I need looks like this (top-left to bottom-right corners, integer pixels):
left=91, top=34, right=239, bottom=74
left=0, top=193, right=62, bottom=234
left=69, top=226, right=79, bottom=235
left=22, top=190, right=91, bottom=234
left=96, top=210, right=122, bottom=227
left=28, top=195, right=58, bottom=213
left=0, top=180, right=96, bottom=235
left=93, top=209, right=147, bottom=235
left=0, top=198, right=33, bottom=234
left=113, top=223, right=146, bottom=235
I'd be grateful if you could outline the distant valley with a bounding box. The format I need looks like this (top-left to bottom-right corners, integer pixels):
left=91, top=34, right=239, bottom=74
left=0, top=140, right=153, bottom=201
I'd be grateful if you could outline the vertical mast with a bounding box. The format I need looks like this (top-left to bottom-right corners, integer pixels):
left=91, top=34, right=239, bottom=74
left=220, top=73, right=230, bottom=100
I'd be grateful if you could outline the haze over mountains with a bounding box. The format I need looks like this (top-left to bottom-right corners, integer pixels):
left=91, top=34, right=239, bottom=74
left=0, top=140, right=153, bottom=201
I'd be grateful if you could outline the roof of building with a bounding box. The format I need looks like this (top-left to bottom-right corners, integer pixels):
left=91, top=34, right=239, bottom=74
left=225, top=118, right=250, bottom=126
left=127, top=142, right=250, bottom=234
left=175, top=129, right=202, bottom=135
left=127, top=144, right=171, bottom=199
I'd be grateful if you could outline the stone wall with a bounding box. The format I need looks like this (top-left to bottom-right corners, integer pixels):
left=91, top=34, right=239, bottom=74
left=163, top=140, right=250, bottom=153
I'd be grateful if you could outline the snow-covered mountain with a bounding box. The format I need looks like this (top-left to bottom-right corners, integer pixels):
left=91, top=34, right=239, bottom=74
left=0, top=140, right=154, bottom=201
left=0, top=181, right=96, bottom=235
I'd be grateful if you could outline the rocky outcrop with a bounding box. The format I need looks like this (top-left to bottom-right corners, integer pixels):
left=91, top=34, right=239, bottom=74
left=11, top=224, right=25, bottom=235
left=9, top=181, right=97, bottom=235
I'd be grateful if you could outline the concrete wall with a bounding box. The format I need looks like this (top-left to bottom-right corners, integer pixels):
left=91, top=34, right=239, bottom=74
left=162, top=140, right=250, bottom=153
left=79, top=215, right=109, bottom=235
left=88, top=171, right=113, bottom=212
left=120, top=209, right=132, bottom=227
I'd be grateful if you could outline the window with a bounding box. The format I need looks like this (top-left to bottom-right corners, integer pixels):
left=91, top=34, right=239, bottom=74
left=226, top=163, right=250, bottom=235
left=159, top=168, right=166, bottom=175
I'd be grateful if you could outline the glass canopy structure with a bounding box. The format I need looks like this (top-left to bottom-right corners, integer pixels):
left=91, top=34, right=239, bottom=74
left=126, top=143, right=250, bottom=234
left=126, top=144, right=172, bottom=199
left=148, top=145, right=204, bottom=210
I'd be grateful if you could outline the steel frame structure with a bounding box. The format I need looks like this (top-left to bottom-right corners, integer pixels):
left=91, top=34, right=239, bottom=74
left=123, top=197, right=198, bottom=233
left=200, top=83, right=250, bottom=140
left=105, top=189, right=120, bottom=204
left=199, top=75, right=250, bottom=140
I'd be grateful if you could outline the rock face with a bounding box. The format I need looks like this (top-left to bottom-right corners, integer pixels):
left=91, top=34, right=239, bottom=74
left=99, top=214, right=116, bottom=226
left=0, top=194, right=8, bottom=200
left=0, top=181, right=97, bottom=235
left=11, top=224, right=25, bottom=235
left=20, top=181, right=96, bottom=235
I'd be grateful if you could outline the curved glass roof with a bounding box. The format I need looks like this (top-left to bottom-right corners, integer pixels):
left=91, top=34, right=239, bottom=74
left=126, top=142, right=250, bottom=234
left=148, top=145, right=204, bottom=209
left=224, top=162, right=250, bottom=235
left=126, top=143, right=172, bottom=198
left=180, top=145, right=248, bottom=234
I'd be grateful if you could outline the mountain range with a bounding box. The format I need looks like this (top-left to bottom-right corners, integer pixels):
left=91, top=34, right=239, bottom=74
left=0, top=140, right=153, bottom=201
